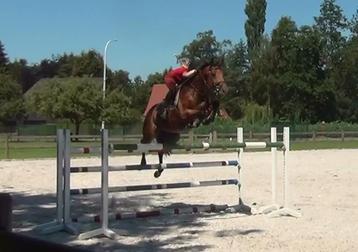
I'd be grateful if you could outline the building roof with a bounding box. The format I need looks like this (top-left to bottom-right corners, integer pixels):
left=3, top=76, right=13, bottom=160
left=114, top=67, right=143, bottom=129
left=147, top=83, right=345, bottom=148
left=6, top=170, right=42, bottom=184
left=144, top=84, right=168, bottom=115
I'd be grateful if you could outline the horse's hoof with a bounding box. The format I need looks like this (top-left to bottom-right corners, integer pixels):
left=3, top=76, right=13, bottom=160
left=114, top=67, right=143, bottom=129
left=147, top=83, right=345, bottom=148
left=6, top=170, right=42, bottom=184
left=154, top=170, right=162, bottom=178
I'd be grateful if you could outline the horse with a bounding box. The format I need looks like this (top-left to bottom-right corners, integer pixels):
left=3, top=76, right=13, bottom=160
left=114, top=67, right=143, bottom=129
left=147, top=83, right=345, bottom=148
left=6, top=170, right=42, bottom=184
left=141, top=62, right=228, bottom=177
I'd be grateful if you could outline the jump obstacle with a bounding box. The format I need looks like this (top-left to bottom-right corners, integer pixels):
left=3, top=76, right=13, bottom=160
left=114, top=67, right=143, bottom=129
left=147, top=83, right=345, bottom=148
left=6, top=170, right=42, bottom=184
left=35, top=127, right=300, bottom=240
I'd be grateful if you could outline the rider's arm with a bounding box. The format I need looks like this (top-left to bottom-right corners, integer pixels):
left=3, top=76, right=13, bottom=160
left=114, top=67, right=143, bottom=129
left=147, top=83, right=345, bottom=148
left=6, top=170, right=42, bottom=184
left=182, top=69, right=197, bottom=77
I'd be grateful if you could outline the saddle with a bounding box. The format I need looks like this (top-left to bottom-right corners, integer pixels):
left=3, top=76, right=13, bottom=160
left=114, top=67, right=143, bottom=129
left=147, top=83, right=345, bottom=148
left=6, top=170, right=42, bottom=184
left=156, top=85, right=180, bottom=123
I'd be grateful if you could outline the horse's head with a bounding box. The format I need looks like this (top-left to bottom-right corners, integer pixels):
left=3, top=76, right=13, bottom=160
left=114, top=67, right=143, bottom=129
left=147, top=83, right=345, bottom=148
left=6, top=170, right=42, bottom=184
left=199, top=63, right=228, bottom=97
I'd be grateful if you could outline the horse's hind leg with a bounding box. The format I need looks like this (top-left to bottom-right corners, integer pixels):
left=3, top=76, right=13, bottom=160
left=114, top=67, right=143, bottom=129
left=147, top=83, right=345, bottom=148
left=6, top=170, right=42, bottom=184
left=154, top=152, right=164, bottom=178
left=141, top=107, right=157, bottom=166
left=141, top=153, right=147, bottom=165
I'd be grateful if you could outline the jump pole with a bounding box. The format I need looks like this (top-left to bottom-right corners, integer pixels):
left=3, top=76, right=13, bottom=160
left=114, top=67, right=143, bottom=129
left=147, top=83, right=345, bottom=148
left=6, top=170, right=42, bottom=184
left=34, top=129, right=77, bottom=235
left=267, top=127, right=301, bottom=217
left=238, top=127, right=301, bottom=217
left=257, top=127, right=281, bottom=214
left=78, top=129, right=117, bottom=240
left=235, top=128, right=251, bottom=213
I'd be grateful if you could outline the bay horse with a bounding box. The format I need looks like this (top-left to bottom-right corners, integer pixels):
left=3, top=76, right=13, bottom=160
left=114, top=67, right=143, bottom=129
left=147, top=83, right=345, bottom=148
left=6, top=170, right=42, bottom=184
left=141, top=62, right=228, bottom=177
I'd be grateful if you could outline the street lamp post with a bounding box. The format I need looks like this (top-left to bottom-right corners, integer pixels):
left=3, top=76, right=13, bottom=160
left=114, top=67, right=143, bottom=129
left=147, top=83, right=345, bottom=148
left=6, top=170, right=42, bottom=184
left=101, top=39, right=117, bottom=130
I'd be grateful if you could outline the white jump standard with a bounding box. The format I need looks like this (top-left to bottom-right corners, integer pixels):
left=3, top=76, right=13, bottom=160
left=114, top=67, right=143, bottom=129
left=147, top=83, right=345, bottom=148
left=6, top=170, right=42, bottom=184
left=237, top=127, right=301, bottom=218
left=35, top=126, right=300, bottom=241
left=36, top=129, right=245, bottom=240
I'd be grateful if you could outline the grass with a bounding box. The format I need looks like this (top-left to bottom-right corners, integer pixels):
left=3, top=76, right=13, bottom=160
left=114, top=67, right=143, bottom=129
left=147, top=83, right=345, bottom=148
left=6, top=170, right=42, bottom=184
left=1, top=139, right=358, bottom=160
left=292, top=139, right=358, bottom=150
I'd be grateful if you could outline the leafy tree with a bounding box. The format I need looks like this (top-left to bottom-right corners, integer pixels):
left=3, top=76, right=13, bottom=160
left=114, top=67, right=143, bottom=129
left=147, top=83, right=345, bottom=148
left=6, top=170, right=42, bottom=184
left=248, top=35, right=275, bottom=111
left=314, top=0, right=348, bottom=68
left=26, top=77, right=103, bottom=134
left=223, top=40, right=250, bottom=118
left=102, top=88, right=141, bottom=126
left=0, top=41, right=9, bottom=73
left=178, top=30, right=231, bottom=66
left=128, top=76, right=151, bottom=114
left=145, top=72, right=165, bottom=87
left=333, top=37, right=358, bottom=122
left=350, top=10, right=358, bottom=37
left=268, top=18, right=336, bottom=122
left=0, top=74, right=24, bottom=123
left=36, top=58, right=59, bottom=78
left=244, top=0, right=267, bottom=59
left=7, top=59, right=37, bottom=92
left=57, top=53, right=76, bottom=77
left=72, top=50, right=103, bottom=77
left=107, top=69, right=131, bottom=91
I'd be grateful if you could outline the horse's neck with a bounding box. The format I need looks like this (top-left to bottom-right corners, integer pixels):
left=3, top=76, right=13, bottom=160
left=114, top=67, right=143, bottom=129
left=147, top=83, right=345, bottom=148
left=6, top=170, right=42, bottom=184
left=189, top=74, right=207, bottom=92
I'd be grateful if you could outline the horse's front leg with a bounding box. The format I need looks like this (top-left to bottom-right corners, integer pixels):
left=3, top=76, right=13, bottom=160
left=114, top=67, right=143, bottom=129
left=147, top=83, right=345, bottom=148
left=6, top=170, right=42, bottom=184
left=179, top=104, right=206, bottom=128
left=202, top=101, right=219, bottom=125
left=179, top=101, right=206, bottom=119
left=154, top=152, right=164, bottom=178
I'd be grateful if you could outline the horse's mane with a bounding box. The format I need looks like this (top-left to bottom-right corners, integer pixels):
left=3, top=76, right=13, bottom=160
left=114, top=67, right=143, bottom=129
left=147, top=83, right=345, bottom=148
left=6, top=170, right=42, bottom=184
left=179, top=58, right=223, bottom=87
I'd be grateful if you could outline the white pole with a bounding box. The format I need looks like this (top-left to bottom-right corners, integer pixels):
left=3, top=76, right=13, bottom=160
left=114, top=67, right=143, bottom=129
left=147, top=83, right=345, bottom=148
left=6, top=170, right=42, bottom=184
left=101, top=39, right=118, bottom=130
left=237, top=127, right=244, bottom=200
left=78, top=129, right=117, bottom=240
left=267, top=127, right=301, bottom=218
left=271, top=127, right=277, bottom=205
left=283, top=127, right=290, bottom=207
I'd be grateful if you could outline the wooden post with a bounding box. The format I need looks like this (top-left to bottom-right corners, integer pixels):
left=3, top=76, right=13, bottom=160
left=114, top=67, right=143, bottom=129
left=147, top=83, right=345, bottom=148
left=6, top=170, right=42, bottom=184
left=213, top=131, right=217, bottom=144
left=0, top=193, right=12, bottom=232
left=209, top=132, right=213, bottom=143
left=341, top=130, right=345, bottom=142
left=188, top=130, right=194, bottom=145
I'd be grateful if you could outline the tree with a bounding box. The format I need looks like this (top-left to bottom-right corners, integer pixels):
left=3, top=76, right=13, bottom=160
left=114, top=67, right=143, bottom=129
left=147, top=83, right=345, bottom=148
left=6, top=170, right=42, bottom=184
left=72, top=50, right=103, bottom=77
left=350, top=10, right=358, bottom=37
left=249, top=34, right=275, bottom=111
left=26, top=77, right=103, bottom=134
left=223, top=40, right=250, bottom=118
left=102, top=88, right=141, bottom=126
left=333, top=37, right=358, bottom=122
left=7, top=59, right=37, bottom=93
left=36, top=58, right=59, bottom=78
left=0, top=41, right=9, bottom=73
left=107, top=69, right=131, bottom=92
left=145, top=72, right=165, bottom=87
left=178, top=30, right=231, bottom=66
left=268, top=17, right=336, bottom=122
left=314, top=0, right=348, bottom=68
left=244, top=0, right=267, bottom=59
left=57, top=53, right=76, bottom=77
left=0, top=74, right=24, bottom=123
left=128, top=76, right=151, bottom=114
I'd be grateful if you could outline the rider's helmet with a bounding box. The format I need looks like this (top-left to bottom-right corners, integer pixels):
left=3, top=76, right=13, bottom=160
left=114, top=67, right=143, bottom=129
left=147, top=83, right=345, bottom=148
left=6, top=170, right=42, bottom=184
left=179, top=57, right=190, bottom=67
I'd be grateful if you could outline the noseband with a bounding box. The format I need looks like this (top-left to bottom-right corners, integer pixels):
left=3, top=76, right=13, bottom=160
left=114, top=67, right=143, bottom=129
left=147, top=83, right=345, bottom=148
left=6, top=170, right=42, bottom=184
left=204, top=66, right=225, bottom=98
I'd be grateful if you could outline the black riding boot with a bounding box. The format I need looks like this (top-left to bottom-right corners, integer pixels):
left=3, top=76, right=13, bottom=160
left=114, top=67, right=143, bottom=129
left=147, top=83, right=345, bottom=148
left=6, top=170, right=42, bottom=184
left=164, top=87, right=177, bottom=105
left=156, top=87, right=177, bottom=123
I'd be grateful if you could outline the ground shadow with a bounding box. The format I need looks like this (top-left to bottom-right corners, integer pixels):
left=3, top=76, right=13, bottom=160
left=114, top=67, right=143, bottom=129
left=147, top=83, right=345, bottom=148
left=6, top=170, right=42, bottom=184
left=9, top=191, right=256, bottom=251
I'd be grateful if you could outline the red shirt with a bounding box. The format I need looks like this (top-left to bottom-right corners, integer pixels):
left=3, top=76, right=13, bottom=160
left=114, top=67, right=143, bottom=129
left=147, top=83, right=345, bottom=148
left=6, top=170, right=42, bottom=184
left=166, top=66, right=188, bottom=82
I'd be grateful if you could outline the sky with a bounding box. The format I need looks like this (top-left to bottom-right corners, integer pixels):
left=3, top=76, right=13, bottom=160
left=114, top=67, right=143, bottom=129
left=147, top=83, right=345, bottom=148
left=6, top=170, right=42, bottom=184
left=1, top=0, right=357, bottom=80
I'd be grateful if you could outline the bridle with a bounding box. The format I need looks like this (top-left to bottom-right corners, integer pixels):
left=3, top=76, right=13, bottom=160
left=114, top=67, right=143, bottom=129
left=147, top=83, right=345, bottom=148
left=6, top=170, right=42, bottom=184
left=199, top=65, right=225, bottom=98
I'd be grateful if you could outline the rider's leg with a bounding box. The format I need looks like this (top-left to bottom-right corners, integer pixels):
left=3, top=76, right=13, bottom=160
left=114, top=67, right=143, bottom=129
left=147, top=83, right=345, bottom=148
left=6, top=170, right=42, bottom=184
left=157, top=82, right=177, bottom=121
left=164, top=85, right=178, bottom=105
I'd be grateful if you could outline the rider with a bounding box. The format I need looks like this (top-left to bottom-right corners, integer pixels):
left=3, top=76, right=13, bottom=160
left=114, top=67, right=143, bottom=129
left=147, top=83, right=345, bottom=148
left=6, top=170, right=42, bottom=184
left=157, top=58, right=197, bottom=121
